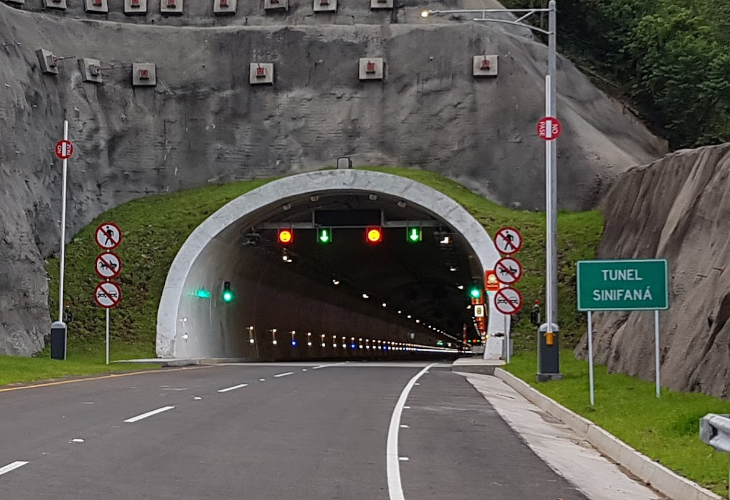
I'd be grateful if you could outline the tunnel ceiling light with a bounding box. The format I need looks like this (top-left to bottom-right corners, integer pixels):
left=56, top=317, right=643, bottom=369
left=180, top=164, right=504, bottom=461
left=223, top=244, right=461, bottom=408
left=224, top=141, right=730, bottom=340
left=450, top=266, right=458, bottom=272
left=440, top=235, right=451, bottom=245
left=407, top=315, right=412, bottom=319
left=332, top=279, right=340, bottom=285
left=398, top=310, right=402, bottom=314
left=416, top=319, right=420, bottom=323
left=457, top=285, right=464, bottom=290
left=382, top=302, right=387, bottom=307
left=362, top=293, right=369, bottom=299
left=366, top=226, right=383, bottom=244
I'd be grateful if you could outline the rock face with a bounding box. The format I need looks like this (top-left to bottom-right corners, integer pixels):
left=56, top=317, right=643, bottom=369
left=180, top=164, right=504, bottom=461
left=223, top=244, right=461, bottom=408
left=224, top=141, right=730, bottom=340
left=575, top=143, right=730, bottom=399
left=0, top=1, right=664, bottom=355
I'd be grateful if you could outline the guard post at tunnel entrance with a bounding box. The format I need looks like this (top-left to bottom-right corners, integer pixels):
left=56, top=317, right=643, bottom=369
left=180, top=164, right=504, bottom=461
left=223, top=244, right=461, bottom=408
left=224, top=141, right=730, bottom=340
left=156, top=169, right=509, bottom=362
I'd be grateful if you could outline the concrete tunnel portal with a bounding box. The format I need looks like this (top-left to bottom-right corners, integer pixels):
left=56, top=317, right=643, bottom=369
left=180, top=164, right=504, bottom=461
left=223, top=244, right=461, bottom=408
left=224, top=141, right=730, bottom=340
left=156, top=170, right=507, bottom=361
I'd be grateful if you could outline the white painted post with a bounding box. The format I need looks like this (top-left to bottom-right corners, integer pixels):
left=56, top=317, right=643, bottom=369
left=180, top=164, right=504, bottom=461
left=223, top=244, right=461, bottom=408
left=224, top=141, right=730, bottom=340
left=504, top=314, right=510, bottom=363
left=655, top=309, right=660, bottom=398
left=106, top=308, right=110, bottom=365
left=588, top=311, right=594, bottom=406
left=58, top=120, right=69, bottom=322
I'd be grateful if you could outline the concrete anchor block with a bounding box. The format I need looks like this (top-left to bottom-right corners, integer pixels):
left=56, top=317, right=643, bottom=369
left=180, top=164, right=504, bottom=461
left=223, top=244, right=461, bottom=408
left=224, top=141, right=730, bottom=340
left=5, top=0, right=26, bottom=6
left=313, top=0, right=336, bottom=13
left=250, top=63, right=274, bottom=85
left=213, top=0, right=237, bottom=15
left=79, top=58, right=103, bottom=84
left=370, top=0, right=393, bottom=9
left=132, top=63, right=157, bottom=87
left=264, top=0, right=288, bottom=11
left=473, top=55, right=499, bottom=77
left=84, top=0, right=109, bottom=13
left=43, top=0, right=67, bottom=10
left=359, top=58, right=384, bottom=81
left=160, top=0, right=183, bottom=15
left=124, top=0, right=147, bottom=15
left=36, top=49, right=59, bottom=75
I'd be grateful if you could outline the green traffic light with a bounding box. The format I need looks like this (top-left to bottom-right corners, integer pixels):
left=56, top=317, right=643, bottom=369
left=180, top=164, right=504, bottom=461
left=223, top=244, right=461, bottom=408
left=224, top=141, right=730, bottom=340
left=407, top=227, right=422, bottom=243
left=318, top=228, right=332, bottom=244
left=222, top=281, right=234, bottom=302
left=469, top=286, right=481, bottom=299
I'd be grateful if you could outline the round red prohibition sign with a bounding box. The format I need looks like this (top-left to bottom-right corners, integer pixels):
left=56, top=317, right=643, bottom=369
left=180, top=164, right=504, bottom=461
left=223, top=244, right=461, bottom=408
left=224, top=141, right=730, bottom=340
left=95, top=222, right=122, bottom=250
left=55, top=140, right=74, bottom=160
left=95, top=252, right=123, bottom=280
left=537, top=116, right=562, bottom=141
left=494, top=227, right=523, bottom=255
left=94, top=281, right=122, bottom=309
left=495, top=257, right=523, bottom=285
left=494, top=287, right=523, bottom=315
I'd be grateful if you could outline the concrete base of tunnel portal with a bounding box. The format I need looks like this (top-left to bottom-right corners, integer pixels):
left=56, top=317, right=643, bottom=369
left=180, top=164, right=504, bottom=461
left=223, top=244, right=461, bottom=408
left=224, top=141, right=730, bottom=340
left=156, top=169, right=508, bottom=360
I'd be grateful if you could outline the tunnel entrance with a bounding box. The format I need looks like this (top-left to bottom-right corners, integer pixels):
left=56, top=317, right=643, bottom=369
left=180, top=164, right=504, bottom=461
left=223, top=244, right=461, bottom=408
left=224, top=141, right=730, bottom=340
left=156, top=170, right=506, bottom=360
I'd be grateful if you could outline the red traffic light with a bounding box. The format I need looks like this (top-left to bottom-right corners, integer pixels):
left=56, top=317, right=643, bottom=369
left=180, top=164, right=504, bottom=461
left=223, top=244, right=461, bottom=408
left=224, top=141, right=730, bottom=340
left=366, top=226, right=382, bottom=244
left=278, top=229, right=293, bottom=244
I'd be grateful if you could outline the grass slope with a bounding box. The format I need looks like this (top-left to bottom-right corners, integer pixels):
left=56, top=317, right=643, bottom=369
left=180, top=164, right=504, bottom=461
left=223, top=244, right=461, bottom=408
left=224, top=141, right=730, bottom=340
left=506, top=351, right=730, bottom=496
left=44, top=168, right=602, bottom=361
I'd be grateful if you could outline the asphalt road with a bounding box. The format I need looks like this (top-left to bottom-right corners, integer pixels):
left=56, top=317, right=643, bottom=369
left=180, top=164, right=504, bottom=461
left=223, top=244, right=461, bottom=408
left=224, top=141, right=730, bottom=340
left=0, top=361, right=587, bottom=500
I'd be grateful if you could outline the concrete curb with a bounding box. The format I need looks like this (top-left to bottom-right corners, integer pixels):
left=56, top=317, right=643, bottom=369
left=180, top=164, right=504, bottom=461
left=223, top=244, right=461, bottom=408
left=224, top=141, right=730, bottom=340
left=494, top=368, right=722, bottom=500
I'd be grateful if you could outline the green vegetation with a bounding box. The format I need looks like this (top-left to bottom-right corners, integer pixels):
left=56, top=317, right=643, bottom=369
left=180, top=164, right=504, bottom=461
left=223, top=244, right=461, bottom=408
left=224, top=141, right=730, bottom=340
left=0, top=347, right=160, bottom=387
left=502, top=0, right=730, bottom=149
left=42, top=168, right=603, bottom=366
left=505, top=351, right=730, bottom=496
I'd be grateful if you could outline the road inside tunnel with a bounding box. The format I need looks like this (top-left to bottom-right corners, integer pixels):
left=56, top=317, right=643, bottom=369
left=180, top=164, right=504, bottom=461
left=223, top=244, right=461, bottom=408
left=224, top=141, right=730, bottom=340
left=156, top=170, right=506, bottom=360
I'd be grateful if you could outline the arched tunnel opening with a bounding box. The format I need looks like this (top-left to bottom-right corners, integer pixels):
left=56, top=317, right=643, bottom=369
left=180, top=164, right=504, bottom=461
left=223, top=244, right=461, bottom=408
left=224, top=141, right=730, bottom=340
left=156, top=170, right=506, bottom=361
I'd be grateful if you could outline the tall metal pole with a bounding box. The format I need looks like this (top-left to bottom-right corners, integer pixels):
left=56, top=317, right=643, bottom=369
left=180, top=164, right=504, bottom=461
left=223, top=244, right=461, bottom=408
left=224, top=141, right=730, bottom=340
left=546, top=0, right=558, bottom=333
left=58, top=120, right=69, bottom=322
left=654, top=309, right=660, bottom=398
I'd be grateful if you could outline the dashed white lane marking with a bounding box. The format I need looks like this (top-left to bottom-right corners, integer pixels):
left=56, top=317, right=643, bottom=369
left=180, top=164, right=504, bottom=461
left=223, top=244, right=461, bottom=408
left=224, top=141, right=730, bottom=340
left=400, top=425, right=409, bottom=428
left=386, top=363, right=434, bottom=500
left=312, top=362, right=347, bottom=370
left=124, top=406, right=176, bottom=423
left=217, top=384, right=248, bottom=393
left=274, top=372, right=294, bottom=378
left=398, top=457, right=409, bottom=461
left=0, top=461, right=28, bottom=477
left=302, top=369, right=307, bottom=372
left=260, top=378, right=266, bottom=382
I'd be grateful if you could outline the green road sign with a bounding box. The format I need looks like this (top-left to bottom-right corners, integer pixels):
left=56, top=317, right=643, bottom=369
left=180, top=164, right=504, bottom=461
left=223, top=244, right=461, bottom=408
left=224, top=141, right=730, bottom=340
left=577, top=259, right=669, bottom=311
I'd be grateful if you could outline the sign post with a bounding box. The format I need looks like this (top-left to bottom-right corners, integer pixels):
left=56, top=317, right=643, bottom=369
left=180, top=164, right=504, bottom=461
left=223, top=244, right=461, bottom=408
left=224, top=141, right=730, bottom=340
left=56, top=123, right=74, bottom=325
left=577, top=259, right=669, bottom=405
left=492, top=227, right=524, bottom=364
left=94, top=223, right=123, bottom=365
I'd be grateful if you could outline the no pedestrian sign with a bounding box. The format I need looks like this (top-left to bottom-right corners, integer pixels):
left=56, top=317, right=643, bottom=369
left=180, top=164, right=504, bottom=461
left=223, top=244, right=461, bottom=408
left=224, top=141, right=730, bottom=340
left=577, top=259, right=669, bottom=311
left=494, top=287, right=523, bottom=315
left=55, top=140, right=74, bottom=160
left=94, top=282, right=122, bottom=309
left=95, top=222, right=122, bottom=250
left=494, top=227, right=522, bottom=255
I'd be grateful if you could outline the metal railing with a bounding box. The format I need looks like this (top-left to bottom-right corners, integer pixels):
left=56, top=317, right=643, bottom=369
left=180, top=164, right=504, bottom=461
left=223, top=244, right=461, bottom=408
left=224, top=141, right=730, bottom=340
left=700, top=413, right=730, bottom=499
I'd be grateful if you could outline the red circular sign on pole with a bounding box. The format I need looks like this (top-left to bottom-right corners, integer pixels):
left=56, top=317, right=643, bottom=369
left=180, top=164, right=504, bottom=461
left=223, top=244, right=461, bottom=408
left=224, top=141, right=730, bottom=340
left=94, top=282, right=123, bottom=309
left=494, top=227, right=523, bottom=255
left=95, top=222, right=122, bottom=250
left=537, top=116, right=562, bottom=141
left=55, top=140, right=74, bottom=160
left=95, top=252, right=123, bottom=280
left=494, top=287, right=523, bottom=315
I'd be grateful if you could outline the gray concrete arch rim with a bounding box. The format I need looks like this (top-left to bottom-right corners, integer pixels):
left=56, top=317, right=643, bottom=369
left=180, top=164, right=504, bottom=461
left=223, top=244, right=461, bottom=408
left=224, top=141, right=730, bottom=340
left=156, top=169, right=506, bottom=358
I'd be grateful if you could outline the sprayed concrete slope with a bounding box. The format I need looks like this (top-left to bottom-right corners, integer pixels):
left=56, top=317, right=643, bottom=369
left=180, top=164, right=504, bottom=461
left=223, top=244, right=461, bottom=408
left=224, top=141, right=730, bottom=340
left=0, top=1, right=665, bottom=355
left=576, top=143, right=730, bottom=399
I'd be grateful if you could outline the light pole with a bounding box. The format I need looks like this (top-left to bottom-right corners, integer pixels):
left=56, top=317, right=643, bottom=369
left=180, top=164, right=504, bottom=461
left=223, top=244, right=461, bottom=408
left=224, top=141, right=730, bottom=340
left=423, top=2, right=561, bottom=378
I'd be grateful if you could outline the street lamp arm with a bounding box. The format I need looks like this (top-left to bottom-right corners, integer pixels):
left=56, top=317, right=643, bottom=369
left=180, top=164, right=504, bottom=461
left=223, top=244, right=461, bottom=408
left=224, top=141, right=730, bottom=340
left=424, top=9, right=551, bottom=36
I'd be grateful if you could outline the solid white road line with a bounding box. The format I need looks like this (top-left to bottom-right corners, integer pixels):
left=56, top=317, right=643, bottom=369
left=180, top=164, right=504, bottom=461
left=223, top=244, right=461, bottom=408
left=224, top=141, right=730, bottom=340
left=217, top=383, right=249, bottom=393
left=386, top=363, right=434, bottom=500
left=124, top=406, right=176, bottom=423
left=274, top=372, right=294, bottom=378
left=0, top=461, right=28, bottom=477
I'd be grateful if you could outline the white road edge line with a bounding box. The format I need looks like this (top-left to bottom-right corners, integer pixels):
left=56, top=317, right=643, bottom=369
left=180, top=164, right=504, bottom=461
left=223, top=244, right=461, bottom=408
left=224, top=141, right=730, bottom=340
left=0, top=461, right=28, bottom=477
left=274, top=372, right=294, bottom=378
left=387, top=363, right=434, bottom=500
left=124, top=406, right=176, bottom=423
left=217, top=384, right=249, bottom=393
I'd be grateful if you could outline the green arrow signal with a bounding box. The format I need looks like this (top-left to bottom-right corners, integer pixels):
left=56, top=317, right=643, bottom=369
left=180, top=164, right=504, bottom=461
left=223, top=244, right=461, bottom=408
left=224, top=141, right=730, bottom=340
left=318, top=228, right=332, bottom=244
left=407, top=227, right=422, bottom=243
